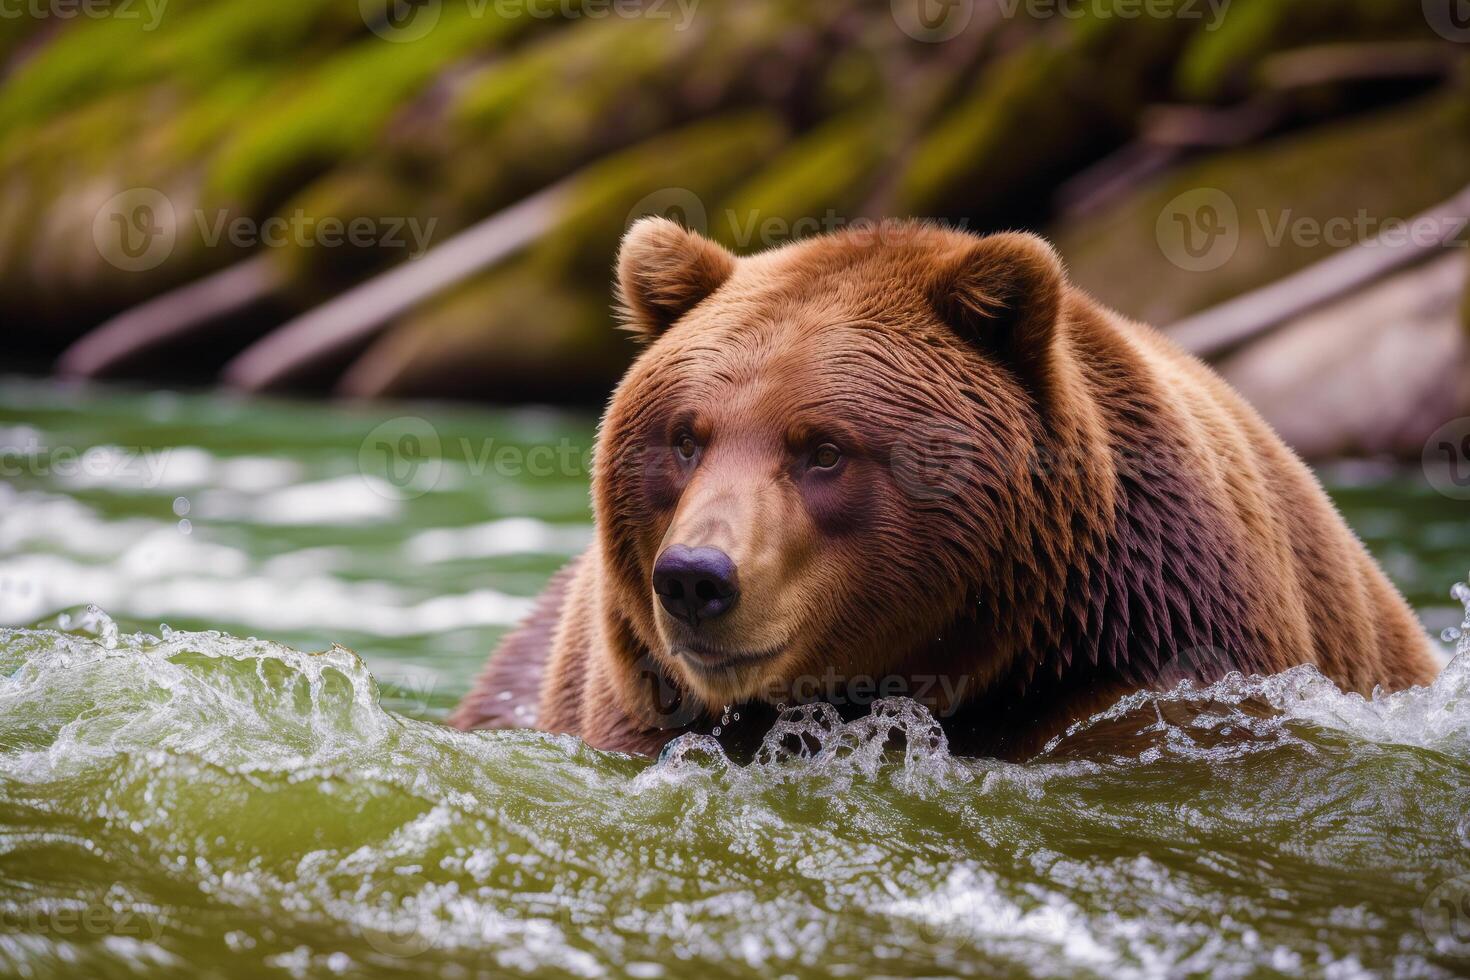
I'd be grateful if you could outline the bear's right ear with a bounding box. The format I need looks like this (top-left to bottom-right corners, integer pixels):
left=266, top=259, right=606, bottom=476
left=615, top=217, right=737, bottom=340
left=929, top=232, right=1066, bottom=384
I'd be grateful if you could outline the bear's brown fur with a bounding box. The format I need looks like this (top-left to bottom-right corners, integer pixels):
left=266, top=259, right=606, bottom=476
left=449, top=218, right=1441, bottom=759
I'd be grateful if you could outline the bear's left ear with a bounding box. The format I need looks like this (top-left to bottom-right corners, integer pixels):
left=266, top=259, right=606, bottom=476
left=615, top=216, right=737, bottom=340
left=929, top=232, right=1066, bottom=382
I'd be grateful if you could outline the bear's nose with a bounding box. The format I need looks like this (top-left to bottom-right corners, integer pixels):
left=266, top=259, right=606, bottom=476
left=652, top=545, right=739, bottom=626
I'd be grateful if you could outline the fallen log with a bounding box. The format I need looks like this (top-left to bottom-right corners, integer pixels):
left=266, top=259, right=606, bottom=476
left=1170, top=182, right=1470, bottom=359
left=221, top=179, right=570, bottom=392
left=1256, top=41, right=1465, bottom=93
left=56, top=256, right=280, bottom=378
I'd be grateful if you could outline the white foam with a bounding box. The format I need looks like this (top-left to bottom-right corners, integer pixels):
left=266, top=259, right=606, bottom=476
left=193, top=475, right=400, bottom=526
left=404, top=517, right=591, bottom=563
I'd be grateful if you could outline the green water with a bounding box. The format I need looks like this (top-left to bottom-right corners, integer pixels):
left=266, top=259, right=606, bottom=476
left=2, top=377, right=1469, bottom=978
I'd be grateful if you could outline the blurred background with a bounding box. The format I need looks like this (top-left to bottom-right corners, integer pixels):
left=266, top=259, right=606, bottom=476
left=2, top=0, right=1469, bottom=712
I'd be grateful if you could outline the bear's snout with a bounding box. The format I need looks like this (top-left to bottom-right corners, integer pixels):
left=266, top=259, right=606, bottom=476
left=652, top=545, right=740, bottom=627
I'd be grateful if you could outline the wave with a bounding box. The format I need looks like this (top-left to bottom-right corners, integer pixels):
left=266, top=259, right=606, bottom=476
left=0, top=584, right=1467, bottom=978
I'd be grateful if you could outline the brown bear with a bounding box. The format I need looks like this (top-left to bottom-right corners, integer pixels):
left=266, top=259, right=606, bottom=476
left=449, top=217, right=1441, bottom=759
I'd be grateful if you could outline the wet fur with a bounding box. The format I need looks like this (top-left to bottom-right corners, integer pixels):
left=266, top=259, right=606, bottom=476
left=450, top=220, right=1440, bottom=759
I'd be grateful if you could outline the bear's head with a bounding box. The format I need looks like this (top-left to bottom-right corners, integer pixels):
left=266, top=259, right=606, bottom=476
left=595, top=218, right=1108, bottom=728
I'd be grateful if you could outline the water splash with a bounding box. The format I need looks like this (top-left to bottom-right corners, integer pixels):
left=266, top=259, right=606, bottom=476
left=642, top=697, right=968, bottom=798
left=2, top=592, right=1469, bottom=978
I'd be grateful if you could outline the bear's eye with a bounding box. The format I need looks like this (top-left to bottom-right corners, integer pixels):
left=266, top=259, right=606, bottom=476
left=674, top=434, right=699, bottom=461
left=811, top=444, right=842, bottom=470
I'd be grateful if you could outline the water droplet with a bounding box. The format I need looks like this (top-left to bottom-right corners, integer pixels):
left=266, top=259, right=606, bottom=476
left=711, top=726, right=722, bottom=737
left=1444, top=627, right=1463, bottom=644
left=732, top=712, right=740, bottom=722
left=172, top=496, right=191, bottom=517
left=177, top=518, right=192, bottom=535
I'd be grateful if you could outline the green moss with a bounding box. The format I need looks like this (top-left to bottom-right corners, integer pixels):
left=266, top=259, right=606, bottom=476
left=896, top=41, right=1082, bottom=219
left=343, top=263, right=619, bottom=400
left=1053, top=90, right=1470, bottom=327
left=1176, top=0, right=1441, bottom=100
left=205, top=8, right=529, bottom=210
left=531, top=110, right=788, bottom=276
left=715, top=110, right=890, bottom=248
left=0, top=0, right=344, bottom=138
left=343, top=112, right=791, bottom=399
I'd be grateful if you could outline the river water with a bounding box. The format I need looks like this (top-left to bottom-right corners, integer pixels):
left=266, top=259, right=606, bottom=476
left=1, top=378, right=1468, bottom=978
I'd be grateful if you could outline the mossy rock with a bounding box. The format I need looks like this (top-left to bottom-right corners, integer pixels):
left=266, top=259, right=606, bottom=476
left=713, top=109, right=894, bottom=250
left=530, top=110, right=789, bottom=278
left=204, top=7, right=530, bottom=213
left=340, top=112, right=788, bottom=400
left=1176, top=0, right=1446, bottom=101
left=1052, top=89, right=1470, bottom=328
left=895, top=12, right=1192, bottom=224
left=337, top=264, right=620, bottom=402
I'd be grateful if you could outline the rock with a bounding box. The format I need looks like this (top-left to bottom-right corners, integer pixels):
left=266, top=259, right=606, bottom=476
left=1218, top=252, right=1470, bottom=459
